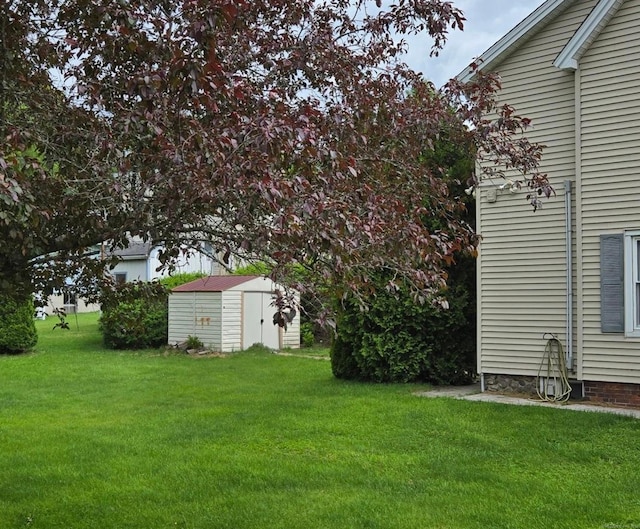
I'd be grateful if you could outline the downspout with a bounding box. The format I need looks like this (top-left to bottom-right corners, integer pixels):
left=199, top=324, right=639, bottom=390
left=564, top=180, right=573, bottom=372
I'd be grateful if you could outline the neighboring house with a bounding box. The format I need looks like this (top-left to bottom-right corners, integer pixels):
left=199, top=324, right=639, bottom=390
left=458, top=0, right=640, bottom=406
left=43, top=288, right=99, bottom=317
left=168, top=275, right=300, bottom=352
left=46, top=240, right=223, bottom=314
left=109, top=241, right=223, bottom=283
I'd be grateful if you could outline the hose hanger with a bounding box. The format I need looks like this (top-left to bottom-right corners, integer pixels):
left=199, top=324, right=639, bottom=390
left=536, top=334, right=572, bottom=403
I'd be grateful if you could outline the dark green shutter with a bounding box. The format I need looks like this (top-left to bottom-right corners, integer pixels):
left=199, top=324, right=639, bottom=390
left=600, top=233, right=624, bottom=333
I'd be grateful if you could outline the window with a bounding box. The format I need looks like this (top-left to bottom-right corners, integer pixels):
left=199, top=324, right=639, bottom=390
left=114, top=272, right=127, bottom=285
left=625, top=231, right=640, bottom=337
left=601, top=232, right=640, bottom=337
left=63, top=290, right=78, bottom=314
left=63, top=291, right=77, bottom=307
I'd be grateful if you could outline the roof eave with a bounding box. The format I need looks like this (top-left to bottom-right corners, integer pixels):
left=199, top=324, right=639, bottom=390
left=553, top=0, right=625, bottom=70
left=455, top=0, right=575, bottom=83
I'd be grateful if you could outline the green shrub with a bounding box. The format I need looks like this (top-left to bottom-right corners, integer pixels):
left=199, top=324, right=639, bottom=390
left=159, top=272, right=206, bottom=291
left=185, top=335, right=204, bottom=350
left=0, top=294, right=38, bottom=354
left=100, top=281, right=168, bottom=349
left=330, top=332, right=362, bottom=381
left=233, top=262, right=271, bottom=276
left=330, top=266, right=475, bottom=385
left=300, top=322, right=315, bottom=348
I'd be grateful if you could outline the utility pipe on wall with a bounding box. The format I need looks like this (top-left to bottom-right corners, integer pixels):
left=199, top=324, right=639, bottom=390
left=564, top=180, right=574, bottom=372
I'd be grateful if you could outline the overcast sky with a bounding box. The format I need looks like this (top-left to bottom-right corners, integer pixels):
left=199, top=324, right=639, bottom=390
left=403, top=0, right=547, bottom=86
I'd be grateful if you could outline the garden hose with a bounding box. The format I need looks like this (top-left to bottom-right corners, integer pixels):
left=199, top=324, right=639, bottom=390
left=536, top=334, right=572, bottom=403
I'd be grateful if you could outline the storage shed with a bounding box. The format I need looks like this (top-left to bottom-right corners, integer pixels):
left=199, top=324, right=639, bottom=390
left=168, top=275, right=300, bottom=352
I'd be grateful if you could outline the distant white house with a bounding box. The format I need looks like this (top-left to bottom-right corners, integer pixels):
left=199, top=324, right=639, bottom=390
left=108, top=241, right=222, bottom=283
left=46, top=241, right=223, bottom=315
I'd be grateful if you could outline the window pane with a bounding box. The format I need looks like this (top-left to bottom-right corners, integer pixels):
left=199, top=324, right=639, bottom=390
left=636, top=283, right=640, bottom=327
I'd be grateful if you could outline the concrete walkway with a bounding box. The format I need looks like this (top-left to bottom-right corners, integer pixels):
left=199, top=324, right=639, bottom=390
left=416, top=383, right=640, bottom=419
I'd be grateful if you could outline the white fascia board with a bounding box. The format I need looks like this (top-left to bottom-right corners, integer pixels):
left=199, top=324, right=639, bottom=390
left=553, top=0, right=625, bottom=71
left=456, top=0, right=574, bottom=83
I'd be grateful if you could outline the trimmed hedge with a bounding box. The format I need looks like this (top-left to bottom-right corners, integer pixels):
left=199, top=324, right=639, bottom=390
left=0, top=294, right=37, bottom=354
left=99, top=281, right=169, bottom=349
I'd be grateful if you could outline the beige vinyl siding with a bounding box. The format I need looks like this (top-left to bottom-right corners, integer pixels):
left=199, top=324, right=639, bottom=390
left=193, top=293, right=223, bottom=349
left=477, top=0, right=596, bottom=376
left=221, top=291, right=242, bottom=352
left=578, top=0, right=640, bottom=383
left=478, top=188, right=569, bottom=375
left=168, top=292, right=223, bottom=350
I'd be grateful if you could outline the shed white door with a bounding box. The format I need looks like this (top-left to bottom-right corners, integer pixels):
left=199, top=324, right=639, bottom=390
left=243, top=292, right=280, bottom=349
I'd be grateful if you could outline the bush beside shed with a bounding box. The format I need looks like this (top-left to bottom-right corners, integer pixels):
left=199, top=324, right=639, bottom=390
left=168, top=275, right=300, bottom=352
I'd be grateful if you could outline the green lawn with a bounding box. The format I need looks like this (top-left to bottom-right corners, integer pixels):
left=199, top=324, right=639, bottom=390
left=1, top=313, right=640, bottom=529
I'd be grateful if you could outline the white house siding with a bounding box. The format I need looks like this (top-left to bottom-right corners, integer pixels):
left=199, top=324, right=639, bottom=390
left=147, top=248, right=221, bottom=280
left=46, top=294, right=100, bottom=314
left=221, top=291, right=243, bottom=352
left=477, top=0, right=596, bottom=377
left=578, top=0, right=640, bottom=383
left=168, top=292, right=223, bottom=350
left=111, top=259, right=149, bottom=282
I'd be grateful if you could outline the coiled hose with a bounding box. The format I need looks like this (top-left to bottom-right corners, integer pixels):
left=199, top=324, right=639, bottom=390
left=536, top=334, right=572, bottom=403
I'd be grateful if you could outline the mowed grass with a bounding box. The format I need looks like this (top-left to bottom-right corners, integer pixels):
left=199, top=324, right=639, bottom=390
left=1, top=314, right=640, bottom=528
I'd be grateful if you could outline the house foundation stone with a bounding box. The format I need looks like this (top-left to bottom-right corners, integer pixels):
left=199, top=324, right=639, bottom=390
left=484, top=374, right=537, bottom=395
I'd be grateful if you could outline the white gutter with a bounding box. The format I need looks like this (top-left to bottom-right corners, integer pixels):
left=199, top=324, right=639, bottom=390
left=564, top=180, right=574, bottom=372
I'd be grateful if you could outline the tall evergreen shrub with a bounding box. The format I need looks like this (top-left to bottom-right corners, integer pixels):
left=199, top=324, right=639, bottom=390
left=330, top=265, right=475, bottom=385
left=0, top=294, right=37, bottom=354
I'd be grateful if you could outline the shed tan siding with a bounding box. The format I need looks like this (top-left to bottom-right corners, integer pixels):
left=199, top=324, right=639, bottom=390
left=578, top=0, right=640, bottom=383
left=168, top=293, right=194, bottom=345
left=168, top=292, right=223, bottom=350
left=282, top=294, right=301, bottom=349
left=477, top=0, right=596, bottom=376
left=221, top=291, right=243, bottom=352
left=282, top=321, right=300, bottom=349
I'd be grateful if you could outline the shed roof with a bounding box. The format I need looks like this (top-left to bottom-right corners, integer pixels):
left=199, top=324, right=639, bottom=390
left=172, top=275, right=259, bottom=292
